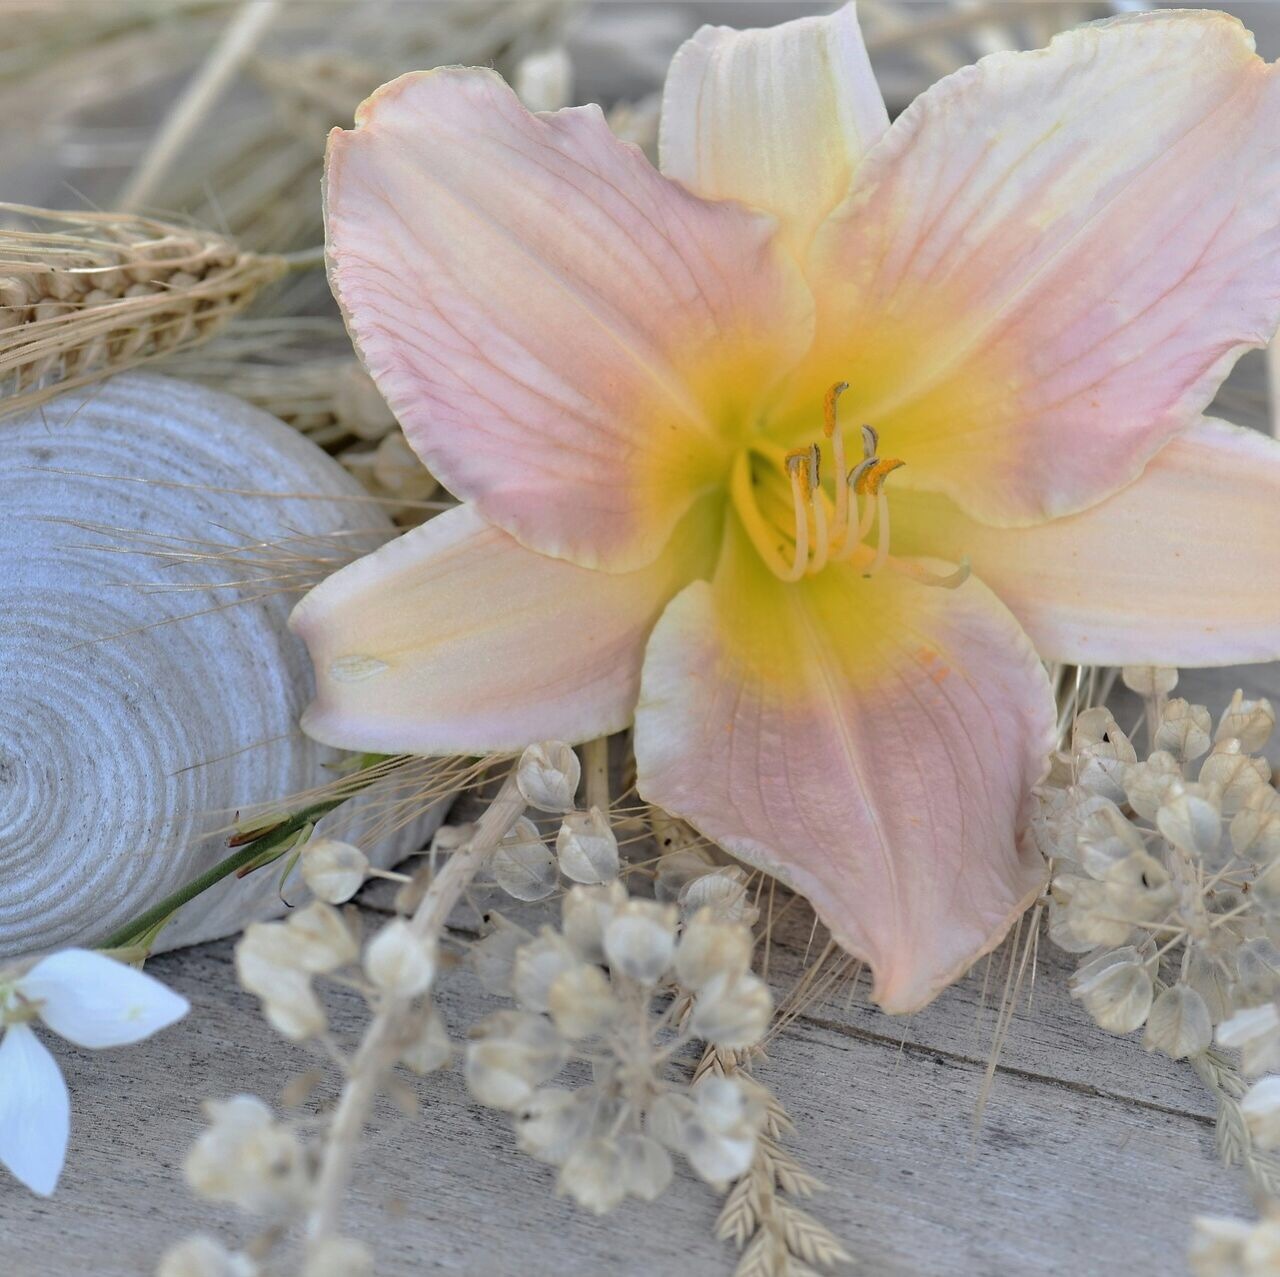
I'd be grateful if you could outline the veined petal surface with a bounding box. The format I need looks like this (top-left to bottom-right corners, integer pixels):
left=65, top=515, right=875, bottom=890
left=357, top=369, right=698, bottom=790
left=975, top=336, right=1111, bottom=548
left=634, top=524, right=1055, bottom=1013
left=660, top=2, right=888, bottom=252
left=895, top=419, right=1280, bottom=668
left=0, top=1025, right=68, bottom=1196
left=798, top=11, right=1280, bottom=526
left=20, top=949, right=189, bottom=1049
left=326, top=68, right=812, bottom=571
left=291, top=503, right=716, bottom=755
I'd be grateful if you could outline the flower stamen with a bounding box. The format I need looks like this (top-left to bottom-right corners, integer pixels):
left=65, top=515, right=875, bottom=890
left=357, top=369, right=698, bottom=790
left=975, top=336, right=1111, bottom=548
left=782, top=449, right=814, bottom=583
left=823, top=381, right=851, bottom=545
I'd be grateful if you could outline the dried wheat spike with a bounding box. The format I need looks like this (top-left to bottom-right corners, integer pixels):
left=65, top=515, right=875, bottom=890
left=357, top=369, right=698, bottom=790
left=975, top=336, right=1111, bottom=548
left=0, top=202, right=286, bottom=417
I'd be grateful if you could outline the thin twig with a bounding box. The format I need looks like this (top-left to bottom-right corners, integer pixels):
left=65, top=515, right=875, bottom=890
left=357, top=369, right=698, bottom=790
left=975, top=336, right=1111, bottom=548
left=303, top=769, right=528, bottom=1258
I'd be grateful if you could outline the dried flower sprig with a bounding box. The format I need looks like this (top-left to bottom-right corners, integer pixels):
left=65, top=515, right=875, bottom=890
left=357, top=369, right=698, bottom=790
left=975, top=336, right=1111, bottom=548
left=1037, top=669, right=1280, bottom=1263
left=168, top=746, right=568, bottom=1272
left=0, top=203, right=285, bottom=418
left=464, top=879, right=774, bottom=1213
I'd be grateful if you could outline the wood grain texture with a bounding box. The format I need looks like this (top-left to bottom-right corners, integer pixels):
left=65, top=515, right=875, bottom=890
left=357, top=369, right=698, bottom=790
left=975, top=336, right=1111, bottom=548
left=0, top=894, right=1243, bottom=1277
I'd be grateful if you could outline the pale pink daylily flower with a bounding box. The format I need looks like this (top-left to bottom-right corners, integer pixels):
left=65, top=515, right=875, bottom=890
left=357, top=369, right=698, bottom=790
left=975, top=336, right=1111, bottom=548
left=292, top=7, right=1280, bottom=1012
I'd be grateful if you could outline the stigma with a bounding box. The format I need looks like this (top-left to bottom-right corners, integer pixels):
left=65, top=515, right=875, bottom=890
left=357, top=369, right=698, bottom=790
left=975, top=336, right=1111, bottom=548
left=732, top=382, right=971, bottom=591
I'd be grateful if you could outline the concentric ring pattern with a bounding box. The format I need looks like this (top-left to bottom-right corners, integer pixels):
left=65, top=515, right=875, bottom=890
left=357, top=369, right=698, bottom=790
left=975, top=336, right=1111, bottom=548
left=0, top=373, right=446, bottom=957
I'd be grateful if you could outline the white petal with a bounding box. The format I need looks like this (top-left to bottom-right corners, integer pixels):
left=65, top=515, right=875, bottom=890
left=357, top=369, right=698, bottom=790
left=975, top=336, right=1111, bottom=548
left=0, top=1025, right=70, bottom=1196
left=660, top=2, right=888, bottom=252
left=22, top=949, right=189, bottom=1048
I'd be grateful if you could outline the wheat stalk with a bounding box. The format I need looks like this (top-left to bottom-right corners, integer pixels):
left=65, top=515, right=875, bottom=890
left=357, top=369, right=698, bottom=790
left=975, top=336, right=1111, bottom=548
left=697, top=1047, right=852, bottom=1277
left=0, top=202, right=285, bottom=417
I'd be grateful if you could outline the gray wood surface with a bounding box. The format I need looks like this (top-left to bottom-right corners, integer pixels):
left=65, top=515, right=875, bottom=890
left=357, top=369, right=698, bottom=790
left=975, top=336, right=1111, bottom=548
left=0, top=882, right=1246, bottom=1277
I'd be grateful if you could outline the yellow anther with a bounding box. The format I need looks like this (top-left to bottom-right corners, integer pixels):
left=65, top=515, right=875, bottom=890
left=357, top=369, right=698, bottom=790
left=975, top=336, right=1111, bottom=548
left=853, top=457, right=904, bottom=497
left=785, top=448, right=813, bottom=498
left=822, top=381, right=849, bottom=439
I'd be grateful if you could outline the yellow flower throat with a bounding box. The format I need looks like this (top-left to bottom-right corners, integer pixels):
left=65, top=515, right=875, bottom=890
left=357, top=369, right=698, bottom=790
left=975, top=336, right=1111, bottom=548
left=728, top=382, right=970, bottom=590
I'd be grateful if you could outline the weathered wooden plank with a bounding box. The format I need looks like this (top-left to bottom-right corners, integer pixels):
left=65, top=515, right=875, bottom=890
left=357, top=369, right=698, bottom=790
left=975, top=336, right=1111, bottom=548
left=0, top=916, right=1246, bottom=1277
left=361, top=861, right=1222, bottom=1123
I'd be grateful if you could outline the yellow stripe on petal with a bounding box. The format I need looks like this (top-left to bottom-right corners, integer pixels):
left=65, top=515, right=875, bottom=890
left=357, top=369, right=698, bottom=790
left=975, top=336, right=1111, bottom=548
left=635, top=518, right=1055, bottom=1013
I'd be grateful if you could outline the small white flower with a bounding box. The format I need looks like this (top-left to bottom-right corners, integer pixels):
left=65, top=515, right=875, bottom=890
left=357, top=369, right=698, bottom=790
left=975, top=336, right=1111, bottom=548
left=468, top=877, right=768, bottom=1213
left=1075, top=802, right=1145, bottom=878
left=512, top=930, right=579, bottom=1014
left=156, top=1234, right=258, bottom=1277
left=1236, top=939, right=1280, bottom=1002
left=557, top=1137, right=626, bottom=1215
left=555, top=807, right=619, bottom=884
left=492, top=817, right=558, bottom=902
left=560, top=881, right=626, bottom=964
left=1156, top=783, right=1222, bottom=860
left=235, top=922, right=327, bottom=1042
left=1143, top=984, right=1212, bottom=1059
left=516, top=741, right=580, bottom=813
left=618, top=1132, right=673, bottom=1202
left=396, top=1008, right=452, bottom=1075
left=1219, top=1004, right=1280, bottom=1076
left=469, top=913, right=533, bottom=996
left=1122, top=752, right=1183, bottom=822
left=465, top=1011, right=568, bottom=1111
left=690, top=971, right=773, bottom=1049
left=0, top=949, right=188, bottom=1195
left=183, top=1095, right=308, bottom=1215
left=1069, top=952, right=1153, bottom=1034
left=654, top=848, right=718, bottom=902
left=514, top=46, right=573, bottom=113
left=1241, top=1077, right=1280, bottom=1150
left=1200, top=741, right=1271, bottom=815
left=364, top=919, right=437, bottom=999
left=604, top=900, right=678, bottom=984
left=301, top=838, right=369, bottom=904
left=1230, top=791, right=1280, bottom=863
left=1154, top=698, right=1213, bottom=762
left=286, top=902, right=359, bottom=973
left=515, top=1088, right=593, bottom=1166
left=547, top=964, right=617, bottom=1039
left=1217, top=690, right=1276, bottom=754
left=1072, top=707, right=1137, bottom=801
left=303, top=1236, right=373, bottom=1277
left=682, top=1075, right=763, bottom=1185
left=674, top=909, right=753, bottom=991
left=679, top=866, right=758, bottom=925
left=1121, top=666, right=1178, bottom=698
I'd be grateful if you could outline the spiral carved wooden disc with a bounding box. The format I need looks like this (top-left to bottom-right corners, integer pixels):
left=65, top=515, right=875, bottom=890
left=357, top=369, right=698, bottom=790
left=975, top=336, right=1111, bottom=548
left=0, top=373, right=445, bottom=958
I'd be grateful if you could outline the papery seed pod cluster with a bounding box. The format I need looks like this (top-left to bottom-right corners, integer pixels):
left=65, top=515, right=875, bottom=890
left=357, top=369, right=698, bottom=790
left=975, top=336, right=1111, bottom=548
left=465, top=879, right=773, bottom=1214
left=1037, top=672, right=1280, bottom=1064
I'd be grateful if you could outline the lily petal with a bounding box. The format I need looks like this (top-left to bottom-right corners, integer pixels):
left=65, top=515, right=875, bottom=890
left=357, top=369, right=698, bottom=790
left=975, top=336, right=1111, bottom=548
left=634, top=523, right=1054, bottom=1013
left=801, top=11, right=1280, bottom=527
left=291, top=503, right=715, bottom=755
left=326, top=67, right=811, bottom=572
left=895, top=419, right=1280, bottom=669
left=659, top=2, right=888, bottom=253
left=0, top=1025, right=69, bottom=1196
left=21, top=950, right=189, bottom=1049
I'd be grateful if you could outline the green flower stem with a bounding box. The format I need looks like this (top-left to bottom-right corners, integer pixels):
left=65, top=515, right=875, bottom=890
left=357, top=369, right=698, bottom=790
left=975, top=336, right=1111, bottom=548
left=97, top=757, right=393, bottom=954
